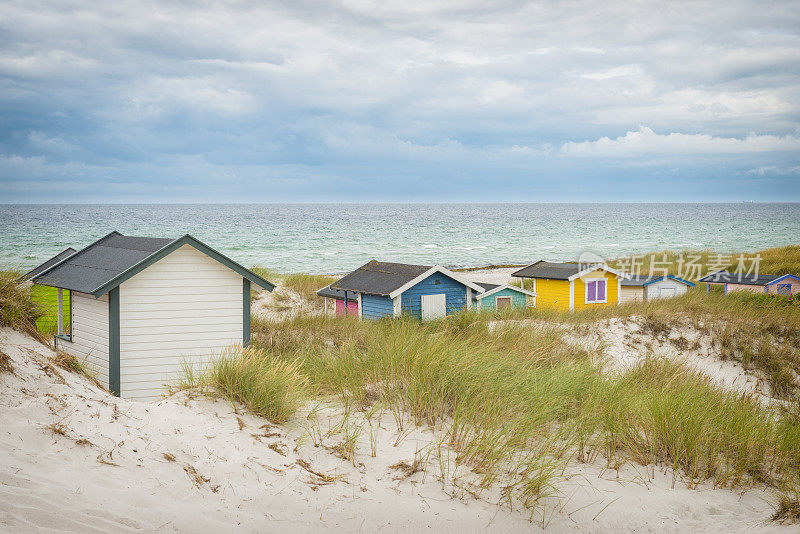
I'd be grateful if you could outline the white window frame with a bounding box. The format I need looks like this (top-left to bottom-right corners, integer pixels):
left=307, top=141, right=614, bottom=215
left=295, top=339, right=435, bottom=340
left=495, top=296, right=512, bottom=310
left=584, top=278, right=607, bottom=304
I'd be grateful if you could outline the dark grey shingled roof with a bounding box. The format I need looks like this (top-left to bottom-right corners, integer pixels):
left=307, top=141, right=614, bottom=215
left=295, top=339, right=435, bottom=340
left=19, top=247, right=77, bottom=281
left=698, top=271, right=781, bottom=286
left=31, top=231, right=275, bottom=296
left=621, top=274, right=696, bottom=287
left=471, top=282, right=499, bottom=300
left=475, top=282, right=499, bottom=291
left=512, top=261, right=586, bottom=280
left=316, top=284, right=360, bottom=301
left=33, top=232, right=174, bottom=294
left=621, top=275, right=659, bottom=287
left=330, top=260, right=431, bottom=296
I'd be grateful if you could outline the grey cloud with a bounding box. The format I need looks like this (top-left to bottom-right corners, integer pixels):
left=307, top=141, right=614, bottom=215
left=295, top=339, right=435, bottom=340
left=0, top=0, right=798, bottom=201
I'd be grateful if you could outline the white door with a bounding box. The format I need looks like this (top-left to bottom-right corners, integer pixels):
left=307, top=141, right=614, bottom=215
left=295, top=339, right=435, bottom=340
left=421, top=294, right=447, bottom=321
left=658, top=287, right=677, bottom=299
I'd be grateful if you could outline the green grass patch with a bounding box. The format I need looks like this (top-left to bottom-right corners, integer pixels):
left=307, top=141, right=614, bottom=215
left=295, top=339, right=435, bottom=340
left=30, top=284, right=70, bottom=335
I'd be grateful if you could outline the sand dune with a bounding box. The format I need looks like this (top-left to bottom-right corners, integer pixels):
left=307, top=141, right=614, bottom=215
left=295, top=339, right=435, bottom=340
left=0, top=327, right=792, bottom=533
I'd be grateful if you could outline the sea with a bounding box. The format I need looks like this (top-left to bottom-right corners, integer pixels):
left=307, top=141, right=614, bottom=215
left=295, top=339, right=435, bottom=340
left=1, top=203, right=799, bottom=274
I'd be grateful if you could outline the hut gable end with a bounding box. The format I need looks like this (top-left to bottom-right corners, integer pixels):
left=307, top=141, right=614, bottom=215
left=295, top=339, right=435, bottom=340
left=118, top=244, right=244, bottom=400
left=401, top=272, right=467, bottom=318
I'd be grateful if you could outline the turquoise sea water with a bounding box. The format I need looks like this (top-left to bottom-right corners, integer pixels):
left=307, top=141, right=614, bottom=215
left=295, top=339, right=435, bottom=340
left=1, top=203, right=799, bottom=273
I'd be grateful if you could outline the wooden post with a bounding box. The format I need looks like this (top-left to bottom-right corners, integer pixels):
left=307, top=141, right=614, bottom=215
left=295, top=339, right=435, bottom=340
left=57, top=288, right=64, bottom=336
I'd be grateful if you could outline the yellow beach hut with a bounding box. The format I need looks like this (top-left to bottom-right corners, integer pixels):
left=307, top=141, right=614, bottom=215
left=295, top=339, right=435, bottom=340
left=511, top=261, right=624, bottom=312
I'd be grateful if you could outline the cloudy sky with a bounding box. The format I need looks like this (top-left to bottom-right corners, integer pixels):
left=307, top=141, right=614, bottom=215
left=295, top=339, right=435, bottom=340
left=1, top=0, right=799, bottom=202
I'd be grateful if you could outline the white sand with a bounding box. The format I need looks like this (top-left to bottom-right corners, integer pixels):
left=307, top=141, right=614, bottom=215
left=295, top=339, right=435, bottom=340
left=567, top=316, right=777, bottom=402
left=251, top=285, right=309, bottom=322
left=460, top=267, right=518, bottom=286
left=0, top=327, right=792, bottom=533
left=488, top=313, right=782, bottom=403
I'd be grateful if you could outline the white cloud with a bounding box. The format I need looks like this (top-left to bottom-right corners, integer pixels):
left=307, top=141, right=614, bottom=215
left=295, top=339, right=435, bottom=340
left=0, top=49, right=98, bottom=78
left=580, top=65, right=641, bottom=80
left=746, top=165, right=800, bottom=176
left=560, top=126, right=800, bottom=157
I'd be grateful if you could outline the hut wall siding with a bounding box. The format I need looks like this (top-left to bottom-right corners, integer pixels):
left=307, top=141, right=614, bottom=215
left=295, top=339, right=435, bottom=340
left=335, top=298, right=359, bottom=317
left=401, top=273, right=466, bottom=319
left=533, top=278, right=572, bottom=311
left=118, top=244, right=243, bottom=400
left=361, top=293, right=394, bottom=319
left=479, top=288, right=528, bottom=310
left=724, top=283, right=765, bottom=294
left=619, top=286, right=644, bottom=303
left=60, top=291, right=110, bottom=388
left=644, top=279, right=690, bottom=299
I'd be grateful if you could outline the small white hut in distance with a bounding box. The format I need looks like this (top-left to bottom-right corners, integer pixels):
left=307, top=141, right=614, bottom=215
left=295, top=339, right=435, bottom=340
left=619, top=274, right=695, bottom=303
left=28, top=231, right=274, bottom=400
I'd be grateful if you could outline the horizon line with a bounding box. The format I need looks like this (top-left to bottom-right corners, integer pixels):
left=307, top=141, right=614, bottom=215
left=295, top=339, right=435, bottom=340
left=2, top=201, right=797, bottom=206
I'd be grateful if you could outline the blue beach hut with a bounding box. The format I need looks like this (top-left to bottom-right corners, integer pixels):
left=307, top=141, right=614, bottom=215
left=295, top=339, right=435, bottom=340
left=322, top=260, right=485, bottom=320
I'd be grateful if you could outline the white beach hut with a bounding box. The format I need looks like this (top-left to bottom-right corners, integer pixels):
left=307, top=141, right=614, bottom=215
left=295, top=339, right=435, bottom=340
left=619, top=274, right=695, bottom=303
left=28, top=231, right=274, bottom=400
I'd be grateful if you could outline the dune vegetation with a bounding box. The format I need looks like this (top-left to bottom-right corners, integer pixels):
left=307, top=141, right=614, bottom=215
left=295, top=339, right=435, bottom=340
left=605, top=243, right=800, bottom=278
left=1, top=269, right=100, bottom=383
left=513, top=290, right=800, bottom=401
left=0, top=269, right=44, bottom=340
left=181, top=299, right=800, bottom=521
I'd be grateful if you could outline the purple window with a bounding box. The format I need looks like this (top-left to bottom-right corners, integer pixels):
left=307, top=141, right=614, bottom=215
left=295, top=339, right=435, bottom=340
left=587, top=280, right=606, bottom=303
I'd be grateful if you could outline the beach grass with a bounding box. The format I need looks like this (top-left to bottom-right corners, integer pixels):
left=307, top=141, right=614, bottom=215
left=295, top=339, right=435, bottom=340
left=239, top=310, right=800, bottom=517
left=211, top=247, right=800, bottom=518
left=0, top=269, right=45, bottom=340
left=280, top=272, right=339, bottom=300
left=249, top=267, right=337, bottom=301
left=1, top=269, right=97, bottom=381
left=513, top=290, right=800, bottom=400
left=606, top=243, right=800, bottom=278
left=181, top=344, right=310, bottom=422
